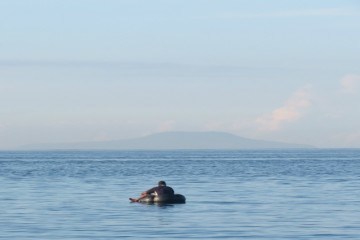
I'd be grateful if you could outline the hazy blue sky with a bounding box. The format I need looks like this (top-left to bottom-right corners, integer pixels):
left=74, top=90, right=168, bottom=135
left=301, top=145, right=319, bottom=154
left=1, top=0, right=360, bottom=149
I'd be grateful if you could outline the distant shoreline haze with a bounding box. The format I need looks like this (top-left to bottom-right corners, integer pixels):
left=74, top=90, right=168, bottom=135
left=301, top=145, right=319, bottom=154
left=21, top=131, right=314, bottom=150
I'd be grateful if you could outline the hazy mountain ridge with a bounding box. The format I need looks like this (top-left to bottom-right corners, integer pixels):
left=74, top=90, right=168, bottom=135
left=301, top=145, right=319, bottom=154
left=22, top=131, right=313, bottom=150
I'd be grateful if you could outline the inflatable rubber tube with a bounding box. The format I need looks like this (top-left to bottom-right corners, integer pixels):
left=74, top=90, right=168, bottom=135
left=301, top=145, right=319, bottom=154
left=138, top=194, right=186, bottom=204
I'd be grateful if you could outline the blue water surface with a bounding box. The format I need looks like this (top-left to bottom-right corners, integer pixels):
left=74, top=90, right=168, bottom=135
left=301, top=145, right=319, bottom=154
left=1, top=149, right=360, bottom=239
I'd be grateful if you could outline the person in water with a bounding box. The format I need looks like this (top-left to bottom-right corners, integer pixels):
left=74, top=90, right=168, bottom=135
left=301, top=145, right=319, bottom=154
left=129, top=180, right=174, bottom=202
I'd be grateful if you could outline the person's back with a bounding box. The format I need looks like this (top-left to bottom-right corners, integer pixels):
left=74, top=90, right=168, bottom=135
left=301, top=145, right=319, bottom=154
left=146, top=181, right=174, bottom=197
left=151, top=185, right=174, bottom=196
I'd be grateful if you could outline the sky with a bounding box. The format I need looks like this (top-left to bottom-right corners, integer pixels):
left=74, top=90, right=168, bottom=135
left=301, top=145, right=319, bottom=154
left=1, top=0, right=360, bottom=149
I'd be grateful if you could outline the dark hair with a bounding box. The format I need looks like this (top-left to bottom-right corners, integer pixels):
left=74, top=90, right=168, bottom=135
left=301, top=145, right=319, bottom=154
left=158, top=181, right=166, bottom=186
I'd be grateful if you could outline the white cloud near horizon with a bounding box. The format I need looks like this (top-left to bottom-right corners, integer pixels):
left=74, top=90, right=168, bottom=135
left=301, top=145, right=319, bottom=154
left=256, top=86, right=312, bottom=131
left=340, top=74, right=360, bottom=94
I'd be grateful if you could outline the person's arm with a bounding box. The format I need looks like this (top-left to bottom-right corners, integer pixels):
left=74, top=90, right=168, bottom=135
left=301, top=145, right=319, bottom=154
left=143, top=187, right=156, bottom=196
left=130, top=187, right=156, bottom=202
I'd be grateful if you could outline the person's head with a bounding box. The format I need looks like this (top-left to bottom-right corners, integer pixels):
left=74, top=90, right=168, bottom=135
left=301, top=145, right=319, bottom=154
left=158, top=180, right=166, bottom=186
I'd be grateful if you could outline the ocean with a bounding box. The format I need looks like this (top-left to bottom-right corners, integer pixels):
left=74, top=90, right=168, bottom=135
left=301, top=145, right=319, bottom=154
left=1, top=149, right=360, bottom=239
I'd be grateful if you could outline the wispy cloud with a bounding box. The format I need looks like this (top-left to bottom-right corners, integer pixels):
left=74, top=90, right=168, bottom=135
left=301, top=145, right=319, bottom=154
left=204, top=7, right=358, bottom=20
left=156, top=120, right=176, bottom=132
left=340, top=74, right=360, bottom=94
left=259, top=8, right=356, bottom=18
left=0, top=59, right=127, bottom=68
left=256, top=86, right=312, bottom=131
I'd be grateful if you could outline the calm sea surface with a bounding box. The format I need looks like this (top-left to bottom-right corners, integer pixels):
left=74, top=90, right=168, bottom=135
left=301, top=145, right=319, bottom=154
left=1, top=149, right=360, bottom=239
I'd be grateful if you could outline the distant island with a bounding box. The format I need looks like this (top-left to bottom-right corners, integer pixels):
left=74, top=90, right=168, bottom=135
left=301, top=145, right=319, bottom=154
left=23, top=131, right=313, bottom=150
